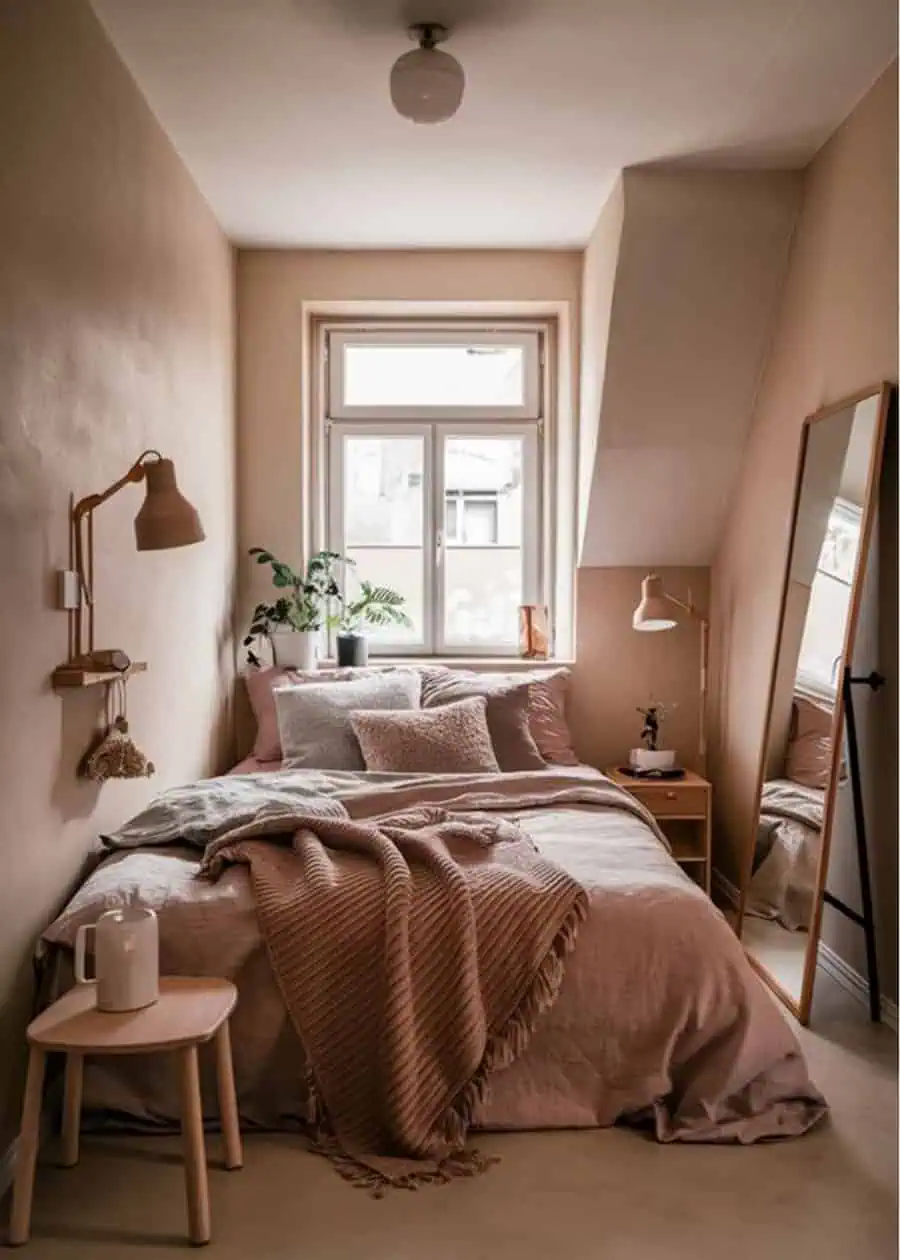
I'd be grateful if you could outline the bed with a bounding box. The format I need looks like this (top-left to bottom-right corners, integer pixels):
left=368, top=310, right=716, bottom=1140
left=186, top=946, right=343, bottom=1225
left=39, top=761, right=826, bottom=1147
left=745, top=780, right=826, bottom=932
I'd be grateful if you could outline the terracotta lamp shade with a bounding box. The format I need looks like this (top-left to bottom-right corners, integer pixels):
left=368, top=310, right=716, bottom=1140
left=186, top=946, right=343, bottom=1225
left=632, top=575, right=678, bottom=632
left=134, top=458, right=205, bottom=551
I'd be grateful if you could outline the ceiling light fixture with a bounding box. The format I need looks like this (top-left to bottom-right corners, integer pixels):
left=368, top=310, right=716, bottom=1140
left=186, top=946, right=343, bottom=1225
left=390, top=23, right=465, bottom=125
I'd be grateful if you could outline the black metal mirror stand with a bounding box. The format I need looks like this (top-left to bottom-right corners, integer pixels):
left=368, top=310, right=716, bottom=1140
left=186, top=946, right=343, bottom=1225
left=821, top=668, right=885, bottom=1022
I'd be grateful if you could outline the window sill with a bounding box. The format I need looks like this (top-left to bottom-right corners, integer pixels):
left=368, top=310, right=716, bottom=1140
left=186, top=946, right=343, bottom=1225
left=320, top=657, right=576, bottom=671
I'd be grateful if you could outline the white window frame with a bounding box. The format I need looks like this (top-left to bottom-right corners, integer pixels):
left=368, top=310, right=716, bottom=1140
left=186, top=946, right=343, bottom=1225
left=327, top=327, right=542, bottom=422
left=328, top=420, right=541, bottom=656
left=323, top=321, right=546, bottom=658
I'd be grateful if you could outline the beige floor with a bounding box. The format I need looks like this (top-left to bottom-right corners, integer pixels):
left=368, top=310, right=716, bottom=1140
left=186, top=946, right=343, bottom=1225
left=9, top=970, right=897, bottom=1260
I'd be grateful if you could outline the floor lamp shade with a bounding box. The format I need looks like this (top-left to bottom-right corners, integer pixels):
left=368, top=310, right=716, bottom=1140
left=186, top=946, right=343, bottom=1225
left=633, top=575, right=678, bottom=631
left=134, top=458, right=205, bottom=551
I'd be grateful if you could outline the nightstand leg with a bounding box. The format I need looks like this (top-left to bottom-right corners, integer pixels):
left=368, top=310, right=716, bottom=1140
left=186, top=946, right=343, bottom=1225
left=215, top=1021, right=242, bottom=1171
left=179, top=1044, right=211, bottom=1246
left=8, top=1045, right=46, bottom=1246
left=60, top=1053, right=83, bottom=1168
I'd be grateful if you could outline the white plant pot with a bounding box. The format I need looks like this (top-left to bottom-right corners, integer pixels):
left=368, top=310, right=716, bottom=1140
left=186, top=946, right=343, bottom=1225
left=629, top=748, right=677, bottom=772
left=271, top=629, right=319, bottom=671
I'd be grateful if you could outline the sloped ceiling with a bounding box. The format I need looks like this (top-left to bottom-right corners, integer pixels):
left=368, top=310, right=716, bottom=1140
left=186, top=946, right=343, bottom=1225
left=579, top=169, right=802, bottom=566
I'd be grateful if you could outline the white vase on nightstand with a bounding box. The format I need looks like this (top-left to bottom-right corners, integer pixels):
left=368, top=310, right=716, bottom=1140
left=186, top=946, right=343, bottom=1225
left=629, top=748, right=677, bottom=772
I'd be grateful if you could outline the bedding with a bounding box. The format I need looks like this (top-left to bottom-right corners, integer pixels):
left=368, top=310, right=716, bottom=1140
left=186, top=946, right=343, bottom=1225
left=244, top=665, right=399, bottom=763
left=417, top=671, right=545, bottom=770
left=242, top=663, right=577, bottom=767
left=350, top=695, right=501, bottom=773
left=745, top=779, right=825, bottom=931
left=785, top=696, right=835, bottom=789
left=41, top=767, right=826, bottom=1155
left=273, top=669, right=420, bottom=769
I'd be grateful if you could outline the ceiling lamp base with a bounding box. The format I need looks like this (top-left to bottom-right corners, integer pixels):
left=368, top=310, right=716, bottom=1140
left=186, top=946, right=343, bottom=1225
left=390, top=22, right=465, bottom=125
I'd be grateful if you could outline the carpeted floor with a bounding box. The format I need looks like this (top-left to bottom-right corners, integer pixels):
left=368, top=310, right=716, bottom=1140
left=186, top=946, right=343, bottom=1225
left=9, top=971, right=897, bottom=1259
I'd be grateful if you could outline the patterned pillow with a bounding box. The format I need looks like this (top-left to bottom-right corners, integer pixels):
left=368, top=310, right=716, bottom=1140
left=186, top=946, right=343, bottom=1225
left=244, top=665, right=396, bottom=763
left=420, top=666, right=578, bottom=766
left=350, top=696, right=500, bottom=774
left=275, top=671, right=421, bottom=770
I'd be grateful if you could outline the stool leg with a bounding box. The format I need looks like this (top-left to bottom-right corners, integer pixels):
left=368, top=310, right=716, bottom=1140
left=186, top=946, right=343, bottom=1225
left=60, top=1053, right=83, bottom=1168
left=8, top=1045, right=46, bottom=1246
left=178, top=1045, right=211, bottom=1246
left=214, top=1022, right=242, bottom=1171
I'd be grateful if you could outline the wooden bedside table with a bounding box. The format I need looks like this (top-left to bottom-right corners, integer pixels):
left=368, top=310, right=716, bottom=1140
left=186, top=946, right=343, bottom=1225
left=604, top=767, right=712, bottom=894
left=8, top=976, right=242, bottom=1248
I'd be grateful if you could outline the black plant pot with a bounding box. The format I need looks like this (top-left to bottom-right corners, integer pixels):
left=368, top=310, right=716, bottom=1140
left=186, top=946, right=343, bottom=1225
left=336, top=633, right=368, bottom=668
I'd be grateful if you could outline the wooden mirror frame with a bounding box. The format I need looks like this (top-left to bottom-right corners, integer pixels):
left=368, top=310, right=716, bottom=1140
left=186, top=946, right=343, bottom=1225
left=735, top=382, right=893, bottom=1025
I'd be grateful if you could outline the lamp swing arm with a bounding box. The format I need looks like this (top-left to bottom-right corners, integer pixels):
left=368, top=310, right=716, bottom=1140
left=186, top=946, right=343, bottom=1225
left=72, top=451, right=162, bottom=606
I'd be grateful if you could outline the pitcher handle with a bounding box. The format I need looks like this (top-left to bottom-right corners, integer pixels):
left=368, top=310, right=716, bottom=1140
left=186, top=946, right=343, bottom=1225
left=74, top=923, right=96, bottom=984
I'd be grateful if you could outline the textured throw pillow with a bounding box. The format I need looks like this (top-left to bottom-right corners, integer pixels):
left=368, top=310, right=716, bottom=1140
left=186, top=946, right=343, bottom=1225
left=785, top=695, right=835, bottom=789
left=350, top=696, right=501, bottom=774
left=245, top=665, right=396, bottom=763
left=275, top=670, right=421, bottom=771
left=417, top=670, right=544, bottom=771
left=420, top=666, right=577, bottom=767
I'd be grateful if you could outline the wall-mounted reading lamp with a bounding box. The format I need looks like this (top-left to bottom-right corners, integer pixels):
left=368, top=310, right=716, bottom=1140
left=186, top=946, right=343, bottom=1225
left=62, top=450, right=204, bottom=675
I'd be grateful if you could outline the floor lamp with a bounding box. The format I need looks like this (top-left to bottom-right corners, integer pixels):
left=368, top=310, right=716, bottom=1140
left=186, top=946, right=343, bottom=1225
left=632, top=574, right=709, bottom=772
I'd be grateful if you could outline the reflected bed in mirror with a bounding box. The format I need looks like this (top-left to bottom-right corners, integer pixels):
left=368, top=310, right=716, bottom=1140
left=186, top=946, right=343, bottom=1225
left=736, top=383, right=893, bottom=1024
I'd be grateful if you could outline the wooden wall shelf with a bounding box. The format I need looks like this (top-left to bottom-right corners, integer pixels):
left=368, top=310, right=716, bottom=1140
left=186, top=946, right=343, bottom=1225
left=52, top=662, right=148, bottom=689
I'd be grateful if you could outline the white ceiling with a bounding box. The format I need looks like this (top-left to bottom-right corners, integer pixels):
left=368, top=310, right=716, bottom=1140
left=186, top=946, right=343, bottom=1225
left=91, top=0, right=897, bottom=248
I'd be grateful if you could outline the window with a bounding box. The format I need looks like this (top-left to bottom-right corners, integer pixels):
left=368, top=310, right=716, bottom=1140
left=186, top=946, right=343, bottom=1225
left=325, top=327, right=544, bottom=655
left=796, top=499, right=861, bottom=699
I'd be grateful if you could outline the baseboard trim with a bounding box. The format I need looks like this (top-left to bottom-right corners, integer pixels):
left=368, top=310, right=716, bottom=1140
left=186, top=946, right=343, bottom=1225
left=818, top=942, right=898, bottom=1031
left=712, top=868, right=740, bottom=909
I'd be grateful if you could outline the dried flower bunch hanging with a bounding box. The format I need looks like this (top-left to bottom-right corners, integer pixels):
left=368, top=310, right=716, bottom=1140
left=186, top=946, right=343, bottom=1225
left=80, top=677, right=155, bottom=782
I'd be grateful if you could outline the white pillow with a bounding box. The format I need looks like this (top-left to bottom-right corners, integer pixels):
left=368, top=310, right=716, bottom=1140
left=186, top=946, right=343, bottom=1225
left=274, top=670, right=421, bottom=770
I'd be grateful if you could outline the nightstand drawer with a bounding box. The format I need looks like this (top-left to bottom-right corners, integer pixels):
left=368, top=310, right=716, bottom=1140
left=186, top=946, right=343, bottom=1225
left=630, top=784, right=707, bottom=817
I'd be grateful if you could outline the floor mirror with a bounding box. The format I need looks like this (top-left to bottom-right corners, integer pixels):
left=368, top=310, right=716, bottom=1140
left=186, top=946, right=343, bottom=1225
left=736, top=383, right=892, bottom=1024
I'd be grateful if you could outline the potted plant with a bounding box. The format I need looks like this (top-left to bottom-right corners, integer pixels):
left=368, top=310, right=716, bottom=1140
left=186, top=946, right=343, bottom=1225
left=243, top=548, right=342, bottom=669
left=630, top=703, right=678, bottom=773
left=329, top=566, right=412, bottom=667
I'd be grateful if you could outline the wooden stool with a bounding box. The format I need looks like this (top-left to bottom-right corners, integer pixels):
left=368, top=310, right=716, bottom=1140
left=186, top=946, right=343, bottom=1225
left=8, top=976, right=242, bottom=1247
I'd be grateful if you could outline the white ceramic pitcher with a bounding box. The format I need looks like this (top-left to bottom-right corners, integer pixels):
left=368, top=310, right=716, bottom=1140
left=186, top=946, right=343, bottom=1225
left=74, top=906, right=159, bottom=1012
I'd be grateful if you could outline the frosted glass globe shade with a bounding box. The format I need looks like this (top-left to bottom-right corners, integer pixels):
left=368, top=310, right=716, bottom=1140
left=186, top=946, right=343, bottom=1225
left=390, top=47, right=465, bottom=124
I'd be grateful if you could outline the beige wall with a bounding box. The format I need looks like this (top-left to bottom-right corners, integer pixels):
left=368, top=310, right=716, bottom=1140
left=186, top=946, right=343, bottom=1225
left=571, top=568, right=710, bottom=774
left=0, top=0, right=236, bottom=1146
left=580, top=170, right=800, bottom=567
left=236, top=249, right=582, bottom=631
left=709, top=65, right=897, bottom=993
left=578, top=178, right=624, bottom=556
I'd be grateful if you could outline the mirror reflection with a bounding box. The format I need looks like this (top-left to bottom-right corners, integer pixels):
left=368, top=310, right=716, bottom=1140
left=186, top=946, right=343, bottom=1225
left=739, top=386, right=889, bottom=1022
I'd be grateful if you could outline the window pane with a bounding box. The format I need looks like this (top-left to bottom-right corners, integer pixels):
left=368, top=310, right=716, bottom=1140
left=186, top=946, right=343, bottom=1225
left=343, top=343, right=525, bottom=409
left=343, top=436, right=423, bottom=546
left=443, top=436, right=523, bottom=646
left=343, top=435, right=424, bottom=645
left=345, top=548, right=423, bottom=646
left=797, top=571, right=851, bottom=690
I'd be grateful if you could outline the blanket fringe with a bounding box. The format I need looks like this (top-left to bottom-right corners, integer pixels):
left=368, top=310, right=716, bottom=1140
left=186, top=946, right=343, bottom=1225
left=295, top=894, right=586, bottom=1196
left=440, top=890, right=589, bottom=1148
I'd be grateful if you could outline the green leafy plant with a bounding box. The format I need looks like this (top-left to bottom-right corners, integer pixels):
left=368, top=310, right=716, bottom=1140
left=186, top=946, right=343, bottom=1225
left=332, top=580, right=412, bottom=636
left=243, top=548, right=343, bottom=666
left=243, top=548, right=411, bottom=665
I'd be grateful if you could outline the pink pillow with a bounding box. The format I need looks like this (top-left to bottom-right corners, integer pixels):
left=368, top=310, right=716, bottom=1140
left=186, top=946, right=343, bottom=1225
left=244, top=666, right=395, bottom=763
left=785, top=696, right=835, bottom=789
left=350, top=697, right=500, bottom=774
left=528, top=669, right=578, bottom=765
